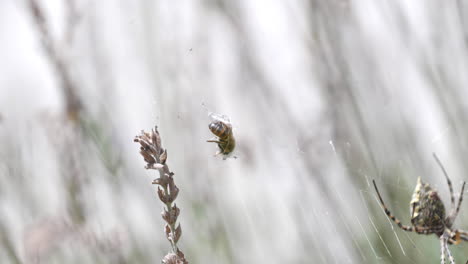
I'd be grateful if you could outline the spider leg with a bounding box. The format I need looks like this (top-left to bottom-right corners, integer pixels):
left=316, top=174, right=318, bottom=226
left=447, top=181, right=466, bottom=226
left=448, top=238, right=457, bottom=244
left=433, top=153, right=455, bottom=209
left=444, top=238, right=455, bottom=264
left=372, top=180, right=439, bottom=234
left=440, top=235, right=447, bottom=264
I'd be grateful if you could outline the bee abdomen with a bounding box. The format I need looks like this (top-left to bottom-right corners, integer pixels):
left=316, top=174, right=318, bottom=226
left=209, top=121, right=230, bottom=139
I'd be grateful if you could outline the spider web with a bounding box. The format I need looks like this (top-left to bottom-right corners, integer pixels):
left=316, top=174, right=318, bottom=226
left=359, top=160, right=468, bottom=264
left=328, top=139, right=444, bottom=264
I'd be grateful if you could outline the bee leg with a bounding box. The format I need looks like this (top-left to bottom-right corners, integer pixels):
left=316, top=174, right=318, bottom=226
left=207, top=139, right=221, bottom=144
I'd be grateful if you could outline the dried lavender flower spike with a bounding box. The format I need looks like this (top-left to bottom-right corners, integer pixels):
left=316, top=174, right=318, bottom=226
left=134, top=126, right=188, bottom=263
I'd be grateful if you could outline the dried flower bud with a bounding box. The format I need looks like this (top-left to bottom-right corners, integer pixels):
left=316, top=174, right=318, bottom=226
left=174, top=224, right=182, bottom=244
left=165, top=224, right=171, bottom=240
left=162, top=252, right=187, bottom=264
left=161, top=205, right=180, bottom=225
left=167, top=185, right=179, bottom=203
left=140, top=150, right=156, bottom=165
left=152, top=127, right=161, bottom=149
left=160, top=149, right=168, bottom=164
left=158, top=187, right=169, bottom=204
left=167, top=176, right=175, bottom=190
left=162, top=208, right=171, bottom=223
left=171, top=204, right=180, bottom=219
left=135, top=128, right=166, bottom=168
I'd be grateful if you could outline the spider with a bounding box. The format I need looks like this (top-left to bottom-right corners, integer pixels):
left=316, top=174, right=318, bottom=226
left=373, top=153, right=467, bottom=264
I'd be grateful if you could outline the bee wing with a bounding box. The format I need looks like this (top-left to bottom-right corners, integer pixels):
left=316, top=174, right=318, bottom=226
left=208, top=112, right=231, bottom=124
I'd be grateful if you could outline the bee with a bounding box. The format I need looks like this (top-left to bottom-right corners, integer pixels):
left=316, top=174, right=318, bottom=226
left=206, top=113, right=236, bottom=159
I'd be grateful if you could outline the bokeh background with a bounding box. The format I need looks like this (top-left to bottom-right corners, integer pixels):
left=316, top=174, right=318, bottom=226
left=2, top=0, right=468, bottom=263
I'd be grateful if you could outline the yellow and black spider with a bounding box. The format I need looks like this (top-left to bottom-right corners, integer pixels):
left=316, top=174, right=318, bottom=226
left=373, top=153, right=467, bottom=264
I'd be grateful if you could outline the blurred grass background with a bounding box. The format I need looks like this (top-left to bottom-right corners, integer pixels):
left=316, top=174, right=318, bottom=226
left=1, top=0, right=468, bottom=263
